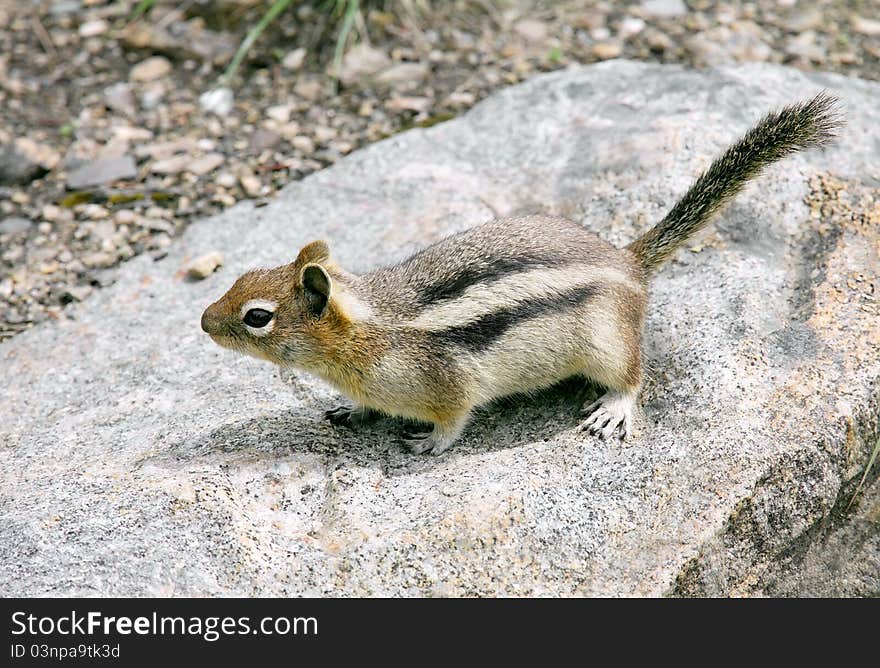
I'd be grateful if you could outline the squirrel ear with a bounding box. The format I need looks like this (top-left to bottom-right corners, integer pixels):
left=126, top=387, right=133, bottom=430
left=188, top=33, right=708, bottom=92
left=295, top=240, right=330, bottom=266
left=301, top=263, right=332, bottom=317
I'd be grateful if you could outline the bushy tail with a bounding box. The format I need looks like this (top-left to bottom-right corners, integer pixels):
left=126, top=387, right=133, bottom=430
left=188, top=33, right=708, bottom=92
left=627, top=93, right=842, bottom=275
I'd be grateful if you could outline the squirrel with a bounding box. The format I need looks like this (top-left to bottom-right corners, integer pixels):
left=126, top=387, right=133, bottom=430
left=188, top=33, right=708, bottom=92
left=201, top=93, right=841, bottom=455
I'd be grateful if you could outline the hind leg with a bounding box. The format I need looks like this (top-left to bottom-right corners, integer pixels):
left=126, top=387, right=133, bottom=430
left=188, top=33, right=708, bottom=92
left=575, top=287, right=645, bottom=441
left=578, top=341, right=641, bottom=440
left=580, top=389, right=638, bottom=440
left=578, top=349, right=641, bottom=440
left=577, top=312, right=643, bottom=440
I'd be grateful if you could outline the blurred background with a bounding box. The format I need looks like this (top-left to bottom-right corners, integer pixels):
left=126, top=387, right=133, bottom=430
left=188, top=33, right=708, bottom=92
left=0, top=0, right=877, bottom=341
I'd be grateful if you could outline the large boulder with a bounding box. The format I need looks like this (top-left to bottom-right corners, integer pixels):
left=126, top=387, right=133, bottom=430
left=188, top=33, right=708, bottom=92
left=1, top=61, right=878, bottom=596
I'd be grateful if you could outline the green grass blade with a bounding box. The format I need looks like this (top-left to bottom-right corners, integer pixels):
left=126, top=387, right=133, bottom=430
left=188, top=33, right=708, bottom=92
left=128, top=0, right=155, bottom=22
left=332, top=0, right=359, bottom=83
left=221, top=0, right=296, bottom=87
left=847, top=434, right=880, bottom=511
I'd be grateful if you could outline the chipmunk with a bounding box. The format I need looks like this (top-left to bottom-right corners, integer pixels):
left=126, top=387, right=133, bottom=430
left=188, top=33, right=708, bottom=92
left=201, top=94, right=840, bottom=454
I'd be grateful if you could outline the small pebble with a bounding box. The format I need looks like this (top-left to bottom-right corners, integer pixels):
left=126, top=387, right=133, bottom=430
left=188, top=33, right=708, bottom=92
left=187, top=153, right=224, bottom=176
left=513, top=19, right=548, bottom=45
left=114, top=210, right=138, bottom=225
left=592, top=42, right=623, bottom=59
left=186, top=252, right=223, bottom=280
left=282, top=47, right=306, bottom=71
left=239, top=175, right=262, bottom=198
left=291, top=136, right=316, bottom=155
left=216, top=172, right=237, bottom=189
left=852, top=15, right=880, bottom=36
left=199, top=88, right=234, bottom=117
left=130, top=56, right=172, bottom=83
left=266, top=104, right=292, bottom=124
left=41, top=204, right=62, bottom=222
left=0, top=217, right=31, bottom=235
left=641, top=0, right=687, bottom=19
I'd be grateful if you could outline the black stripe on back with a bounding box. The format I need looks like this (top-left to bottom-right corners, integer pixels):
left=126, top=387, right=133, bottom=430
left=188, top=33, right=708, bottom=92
left=429, top=284, right=600, bottom=353
left=415, top=255, right=562, bottom=307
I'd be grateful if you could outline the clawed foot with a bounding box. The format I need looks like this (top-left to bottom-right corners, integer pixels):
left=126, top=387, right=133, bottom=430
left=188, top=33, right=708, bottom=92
left=327, top=407, right=469, bottom=455
left=398, top=423, right=462, bottom=456
left=579, top=391, right=636, bottom=440
left=325, top=405, right=380, bottom=429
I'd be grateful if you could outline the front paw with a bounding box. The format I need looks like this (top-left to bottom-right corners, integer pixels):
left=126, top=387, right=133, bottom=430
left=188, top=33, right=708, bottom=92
left=325, top=405, right=354, bottom=427
left=325, top=405, right=378, bottom=429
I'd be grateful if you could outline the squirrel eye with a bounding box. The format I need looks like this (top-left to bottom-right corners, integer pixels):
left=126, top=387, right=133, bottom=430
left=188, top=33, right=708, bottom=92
left=243, top=308, right=273, bottom=328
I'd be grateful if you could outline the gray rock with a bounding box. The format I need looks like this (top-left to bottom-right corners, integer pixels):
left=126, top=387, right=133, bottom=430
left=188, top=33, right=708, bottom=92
left=3, top=307, right=26, bottom=324
left=513, top=19, right=549, bottom=45
left=640, top=0, right=687, bottom=18
left=150, top=155, right=190, bottom=175
left=619, top=17, right=646, bottom=39
left=852, top=15, right=880, bottom=36
left=79, top=19, right=109, bottom=38
left=14, top=138, right=60, bottom=170
left=282, top=47, right=307, bottom=71
left=48, top=0, right=80, bottom=16
left=139, top=82, right=166, bottom=111
left=686, top=22, right=774, bottom=67
left=90, top=220, right=115, bottom=242
left=337, top=44, right=391, bottom=86
left=143, top=218, right=175, bottom=235
left=215, top=172, right=237, bottom=189
left=786, top=32, right=824, bottom=63
left=291, top=135, right=315, bottom=155
left=67, top=155, right=138, bottom=189
left=103, top=82, right=136, bottom=117
left=765, top=471, right=880, bottom=597
left=129, top=56, right=172, bottom=83
left=781, top=9, right=823, bottom=33
left=187, top=153, right=224, bottom=176
left=199, top=87, right=234, bottom=117
left=239, top=174, right=262, bottom=198
left=0, top=143, right=45, bottom=186
left=120, top=17, right=237, bottom=66
left=1, top=62, right=879, bottom=596
left=294, top=79, right=322, bottom=101
left=375, top=62, right=430, bottom=88
left=248, top=128, right=281, bottom=154
left=80, top=250, right=115, bottom=269
left=0, top=217, right=31, bottom=235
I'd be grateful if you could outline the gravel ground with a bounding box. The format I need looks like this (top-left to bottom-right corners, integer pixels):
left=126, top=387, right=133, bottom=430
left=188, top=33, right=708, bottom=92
left=1, top=0, right=879, bottom=341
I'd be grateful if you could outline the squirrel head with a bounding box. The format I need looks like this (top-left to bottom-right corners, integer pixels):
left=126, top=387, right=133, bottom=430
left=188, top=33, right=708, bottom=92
left=201, top=240, right=356, bottom=368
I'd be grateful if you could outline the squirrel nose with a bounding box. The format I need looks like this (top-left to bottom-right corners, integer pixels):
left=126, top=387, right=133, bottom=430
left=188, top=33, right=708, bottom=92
left=200, top=307, right=215, bottom=334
